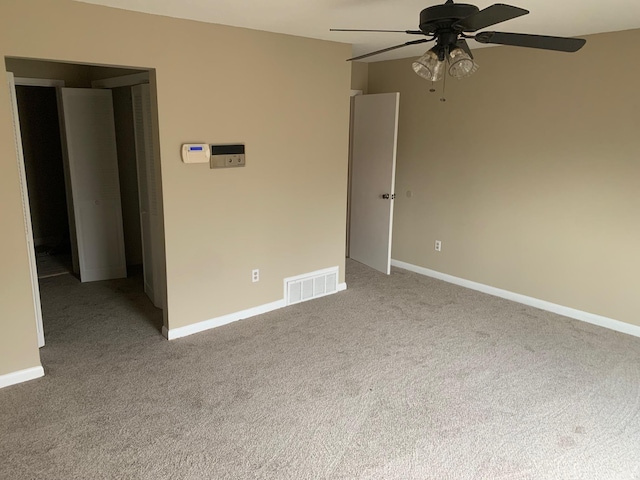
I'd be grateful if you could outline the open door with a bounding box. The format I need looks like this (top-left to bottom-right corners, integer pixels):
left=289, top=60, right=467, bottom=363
left=6, top=72, right=45, bottom=347
left=349, top=93, right=400, bottom=274
left=58, top=88, right=127, bottom=282
left=131, top=84, right=164, bottom=309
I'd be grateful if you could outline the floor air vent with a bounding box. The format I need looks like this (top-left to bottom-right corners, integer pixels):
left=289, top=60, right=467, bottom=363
left=285, top=267, right=339, bottom=306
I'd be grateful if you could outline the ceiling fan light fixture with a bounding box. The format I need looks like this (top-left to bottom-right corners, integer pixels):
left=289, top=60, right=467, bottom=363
left=447, top=47, right=478, bottom=79
left=412, top=49, right=444, bottom=82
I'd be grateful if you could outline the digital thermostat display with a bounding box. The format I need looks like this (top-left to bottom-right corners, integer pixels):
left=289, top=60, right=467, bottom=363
left=210, top=144, right=246, bottom=169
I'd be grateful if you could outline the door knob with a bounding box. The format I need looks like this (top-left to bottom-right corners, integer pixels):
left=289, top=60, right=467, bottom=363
left=382, top=194, right=390, bottom=199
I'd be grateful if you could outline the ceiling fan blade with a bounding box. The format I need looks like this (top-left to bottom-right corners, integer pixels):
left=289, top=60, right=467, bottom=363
left=474, top=32, right=586, bottom=52
left=330, top=29, right=424, bottom=35
left=453, top=4, right=529, bottom=32
left=456, top=39, right=474, bottom=59
left=347, top=38, right=432, bottom=61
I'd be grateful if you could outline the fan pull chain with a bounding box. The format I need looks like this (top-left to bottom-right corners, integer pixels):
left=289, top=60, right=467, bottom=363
left=430, top=81, right=436, bottom=93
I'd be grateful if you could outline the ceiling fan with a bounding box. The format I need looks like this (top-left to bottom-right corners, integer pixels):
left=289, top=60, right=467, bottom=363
left=331, top=1, right=586, bottom=82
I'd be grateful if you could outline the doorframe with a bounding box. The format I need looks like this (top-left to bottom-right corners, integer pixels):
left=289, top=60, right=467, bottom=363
left=346, top=89, right=363, bottom=258
left=6, top=72, right=53, bottom=347
left=15, top=77, right=65, bottom=88
left=98, top=78, right=166, bottom=310
left=347, top=92, right=399, bottom=275
left=7, top=65, right=167, bottom=350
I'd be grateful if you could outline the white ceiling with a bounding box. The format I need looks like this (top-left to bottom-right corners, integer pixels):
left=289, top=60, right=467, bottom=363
left=77, top=0, right=640, bottom=62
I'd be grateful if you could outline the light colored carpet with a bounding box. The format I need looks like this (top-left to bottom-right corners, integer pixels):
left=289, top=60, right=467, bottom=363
left=2, top=260, right=640, bottom=479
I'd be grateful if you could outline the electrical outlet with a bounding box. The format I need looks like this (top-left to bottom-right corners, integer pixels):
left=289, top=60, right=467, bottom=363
left=435, top=240, right=442, bottom=252
left=252, top=269, right=259, bottom=282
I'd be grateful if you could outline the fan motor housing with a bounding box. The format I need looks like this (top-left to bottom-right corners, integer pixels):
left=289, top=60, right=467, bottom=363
left=419, top=3, right=479, bottom=33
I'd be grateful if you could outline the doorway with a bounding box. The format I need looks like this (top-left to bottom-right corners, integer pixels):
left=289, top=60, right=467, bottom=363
left=346, top=92, right=400, bottom=275
left=14, top=83, right=72, bottom=280
left=6, top=58, right=167, bottom=347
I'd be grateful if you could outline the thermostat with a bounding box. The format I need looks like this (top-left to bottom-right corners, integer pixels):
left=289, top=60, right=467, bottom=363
left=210, top=144, right=246, bottom=169
left=181, top=144, right=210, bottom=164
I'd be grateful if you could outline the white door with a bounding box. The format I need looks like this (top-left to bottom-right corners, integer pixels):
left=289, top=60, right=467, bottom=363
left=6, top=73, right=45, bottom=347
left=58, top=88, right=127, bottom=282
left=349, top=93, right=400, bottom=274
left=131, top=84, right=164, bottom=309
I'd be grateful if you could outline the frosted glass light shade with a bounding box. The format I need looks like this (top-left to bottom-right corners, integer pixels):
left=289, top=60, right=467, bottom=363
left=412, top=50, right=444, bottom=82
left=448, top=47, right=478, bottom=79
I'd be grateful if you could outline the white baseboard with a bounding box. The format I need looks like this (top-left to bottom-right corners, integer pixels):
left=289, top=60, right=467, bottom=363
left=391, top=259, right=640, bottom=339
left=163, top=282, right=348, bottom=341
left=163, top=299, right=286, bottom=340
left=0, top=366, right=44, bottom=390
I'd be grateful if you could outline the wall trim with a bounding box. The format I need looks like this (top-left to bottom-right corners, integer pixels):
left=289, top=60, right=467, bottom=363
left=0, top=366, right=44, bottom=390
left=163, top=282, right=347, bottom=340
left=391, top=259, right=640, bottom=339
left=163, top=299, right=286, bottom=340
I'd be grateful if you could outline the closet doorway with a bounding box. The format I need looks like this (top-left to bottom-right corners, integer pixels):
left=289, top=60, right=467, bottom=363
left=6, top=58, right=166, bottom=346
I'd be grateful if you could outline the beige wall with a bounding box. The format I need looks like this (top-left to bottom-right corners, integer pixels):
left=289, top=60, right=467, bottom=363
left=0, top=0, right=351, bottom=376
left=368, top=29, right=640, bottom=327
left=351, top=62, right=369, bottom=94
